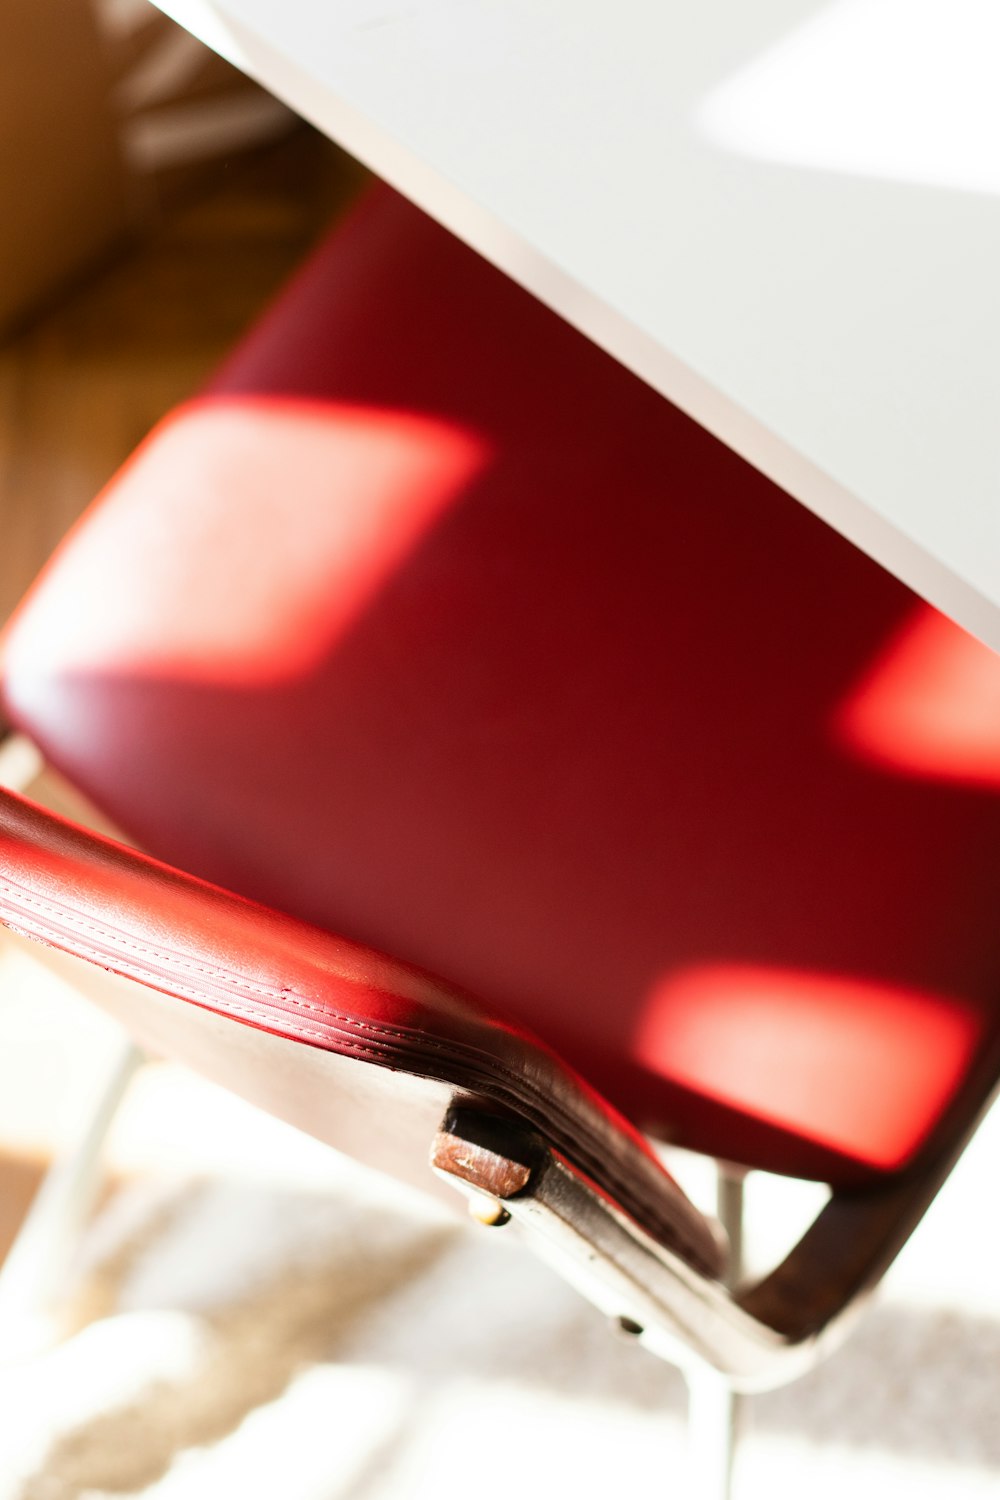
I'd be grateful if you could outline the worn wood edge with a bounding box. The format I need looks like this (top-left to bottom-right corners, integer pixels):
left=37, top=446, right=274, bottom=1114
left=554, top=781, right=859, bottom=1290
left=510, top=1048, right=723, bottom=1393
left=430, top=1107, right=541, bottom=1199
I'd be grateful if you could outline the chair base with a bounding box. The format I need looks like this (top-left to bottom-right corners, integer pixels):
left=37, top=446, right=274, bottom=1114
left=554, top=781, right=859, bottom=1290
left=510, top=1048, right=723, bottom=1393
left=686, top=1168, right=747, bottom=1500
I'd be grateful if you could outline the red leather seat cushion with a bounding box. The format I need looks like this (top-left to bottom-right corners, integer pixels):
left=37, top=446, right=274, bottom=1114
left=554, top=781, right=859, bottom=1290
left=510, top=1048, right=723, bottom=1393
left=4, top=187, right=999, bottom=1183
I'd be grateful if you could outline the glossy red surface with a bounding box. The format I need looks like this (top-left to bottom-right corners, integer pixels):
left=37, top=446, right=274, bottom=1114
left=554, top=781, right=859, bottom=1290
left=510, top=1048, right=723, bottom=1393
left=836, top=607, right=1000, bottom=789
left=3, top=186, right=998, bottom=1182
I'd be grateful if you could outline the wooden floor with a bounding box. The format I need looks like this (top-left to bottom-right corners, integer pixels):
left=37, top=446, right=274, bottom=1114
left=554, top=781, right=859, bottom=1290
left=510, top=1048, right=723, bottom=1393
left=0, top=125, right=366, bottom=632
left=0, top=125, right=366, bottom=1245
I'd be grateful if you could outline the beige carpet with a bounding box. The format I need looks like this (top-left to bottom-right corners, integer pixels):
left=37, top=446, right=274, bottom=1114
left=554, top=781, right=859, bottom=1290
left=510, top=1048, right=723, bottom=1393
left=0, top=933, right=999, bottom=1500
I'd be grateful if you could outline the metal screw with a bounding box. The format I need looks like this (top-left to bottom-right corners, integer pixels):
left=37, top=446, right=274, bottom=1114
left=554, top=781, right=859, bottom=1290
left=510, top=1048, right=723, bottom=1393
left=468, top=1192, right=511, bottom=1227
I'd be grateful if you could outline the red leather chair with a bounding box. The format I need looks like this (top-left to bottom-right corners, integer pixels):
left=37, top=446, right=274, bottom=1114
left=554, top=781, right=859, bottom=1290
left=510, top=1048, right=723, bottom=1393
left=1, top=184, right=998, bottom=1495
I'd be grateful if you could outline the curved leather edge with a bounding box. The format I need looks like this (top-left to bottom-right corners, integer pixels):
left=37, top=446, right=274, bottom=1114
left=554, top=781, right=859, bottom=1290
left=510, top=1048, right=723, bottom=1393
left=0, top=786, right=724, bottom=1278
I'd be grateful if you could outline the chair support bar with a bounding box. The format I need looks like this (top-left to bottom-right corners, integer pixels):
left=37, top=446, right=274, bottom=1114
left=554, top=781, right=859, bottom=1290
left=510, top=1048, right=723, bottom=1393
left=740, top=1021, right=1000, bottom=1353
left=433, top=1107, right=799, bottom=1390
left=432, top=1054, right=1000, bottom=1393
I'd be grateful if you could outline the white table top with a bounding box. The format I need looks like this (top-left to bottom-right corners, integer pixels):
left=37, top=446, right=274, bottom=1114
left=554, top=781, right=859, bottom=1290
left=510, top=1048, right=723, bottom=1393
left=156, top=0, right=1000, bottom=651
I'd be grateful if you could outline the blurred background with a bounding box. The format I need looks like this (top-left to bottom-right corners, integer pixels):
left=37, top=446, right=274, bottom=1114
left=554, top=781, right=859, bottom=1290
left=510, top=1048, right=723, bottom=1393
left=0, top=0, right=365, bottom=633
left=1, top=4, right=1000, bottom=1496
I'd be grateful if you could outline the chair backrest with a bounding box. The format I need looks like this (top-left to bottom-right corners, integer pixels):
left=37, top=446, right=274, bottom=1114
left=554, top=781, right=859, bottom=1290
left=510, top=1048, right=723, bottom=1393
left=1, top=184, right=998, bottom=1392
left=1, top=186, right=998, bottom=1188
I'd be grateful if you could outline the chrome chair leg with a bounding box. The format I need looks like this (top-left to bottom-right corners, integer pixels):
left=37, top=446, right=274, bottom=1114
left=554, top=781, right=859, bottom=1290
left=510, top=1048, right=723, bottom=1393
left=0, top=1034, right=143, bottom=1361
left=686, top=1166, right=747, bottom=1500
left=0, top=738, right=149, bottom=1356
